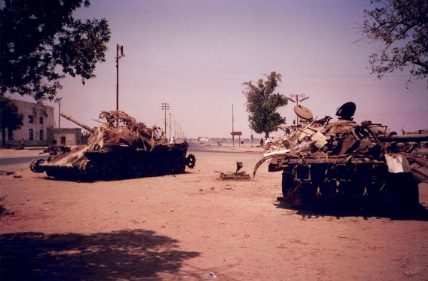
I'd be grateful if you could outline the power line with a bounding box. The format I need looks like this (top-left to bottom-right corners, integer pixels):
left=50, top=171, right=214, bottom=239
left=122, top=59, right=411, bottom=78
left=126, top=62, right=414, bottom=88
left=123, top=59, right=260, bottom=75
left=123, top=61, right=408, bottom=89
left=131, top=63, right=240, bottom=93
left=357, top=110, right=428, bottom=116
left=123, top=60, right=244, bottom=82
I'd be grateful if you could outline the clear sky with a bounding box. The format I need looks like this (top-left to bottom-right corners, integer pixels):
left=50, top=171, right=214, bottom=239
left=9, top=0, right=428, bottom=138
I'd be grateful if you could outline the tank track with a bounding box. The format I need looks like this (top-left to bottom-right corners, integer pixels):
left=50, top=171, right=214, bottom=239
left=30, top=150, right=197, bottom=181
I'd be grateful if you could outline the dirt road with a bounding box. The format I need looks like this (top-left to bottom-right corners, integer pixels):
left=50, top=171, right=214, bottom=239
left=1, top=146, right=428, bottom=280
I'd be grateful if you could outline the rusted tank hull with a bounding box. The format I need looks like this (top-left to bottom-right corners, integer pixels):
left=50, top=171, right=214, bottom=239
left=277, top=157, right=419, bottom=209
left=31, top=142, right=196, bottom=181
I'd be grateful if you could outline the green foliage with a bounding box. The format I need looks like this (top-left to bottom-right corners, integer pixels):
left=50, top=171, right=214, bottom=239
left=242, top=72, right=287, bottom=138
left=362, top=0, right=428, bottom=86
left=0, top=0, right=111, bottom=101
left=0, top=97, right=23, bottom=146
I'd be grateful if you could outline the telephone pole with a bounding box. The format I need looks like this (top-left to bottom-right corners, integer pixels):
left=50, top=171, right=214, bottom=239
left=232, top=104, right=234, bottom=147
left=116, top=44, right=125, bottom=110
left=58, top=102, right=61, bottom=129
left=54, top=97, right=63, bottom=129
left=161, top=103, right=170, bottom=138
left=169, top=112, right=172, bottom=139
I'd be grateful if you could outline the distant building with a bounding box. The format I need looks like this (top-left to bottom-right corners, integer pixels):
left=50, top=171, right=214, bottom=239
left=1, top=99, right=55, bottom=146
left=1, top=99, right=85, bottom=147
left=48, top=128, right=83, bottom=146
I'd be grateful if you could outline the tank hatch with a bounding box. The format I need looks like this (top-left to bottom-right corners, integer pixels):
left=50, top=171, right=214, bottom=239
left=336, top=102, right=356, bottom=120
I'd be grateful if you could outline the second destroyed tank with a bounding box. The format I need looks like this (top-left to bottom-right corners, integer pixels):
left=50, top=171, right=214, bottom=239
left=254, top=102, right=428, bottom=210
left=30, top=111, right=196, bottom=181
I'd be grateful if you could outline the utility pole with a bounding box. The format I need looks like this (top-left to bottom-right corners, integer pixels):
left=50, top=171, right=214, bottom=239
left=169, top=112, right=172, bottom=139
left=288, top=94, right=309, bottom=125
left=54, top=97, right=63, bottom=129
left=232, top=104, right=234, bottom=147
left=58, top=102, right=61, bottom=129
left=116, top=44, right=125, bottom=110
left=161, top=103, right=170, bottom=139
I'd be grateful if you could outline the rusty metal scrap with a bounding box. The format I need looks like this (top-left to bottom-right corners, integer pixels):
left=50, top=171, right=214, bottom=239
left=220, top=162, right=251, bottom=180
left=253, top=119, right=428, bottom=180
left=88, top=111, right=166, bottom=152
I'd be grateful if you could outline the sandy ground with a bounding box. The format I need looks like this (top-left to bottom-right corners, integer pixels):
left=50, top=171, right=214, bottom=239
left=1, top=146, right=428, bottom=281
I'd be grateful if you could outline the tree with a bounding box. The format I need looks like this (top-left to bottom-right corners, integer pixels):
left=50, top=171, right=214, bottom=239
left=0, top=97, right=23, bottom=146
left=0, top=0, right=111, bottom=101
left=242, top=72, right=287, bottom=139
left=361, top=0, right=428, bottom=86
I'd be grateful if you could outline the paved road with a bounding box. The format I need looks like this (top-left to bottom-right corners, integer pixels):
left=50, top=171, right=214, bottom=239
left=0, top=142, right=253, bottom=167
left=0, top=155, right=48, bottom=167
left=188, top=141, right=260, bottom=154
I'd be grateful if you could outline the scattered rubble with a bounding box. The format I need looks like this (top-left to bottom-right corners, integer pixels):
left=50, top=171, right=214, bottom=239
left=0, top=170, right=22, bottom=178
left=220, top=162, right=251, bottom=180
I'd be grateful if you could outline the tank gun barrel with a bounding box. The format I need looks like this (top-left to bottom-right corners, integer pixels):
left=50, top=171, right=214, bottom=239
left=377, top=134, right=428, bottom=142
left=60, top=113, right=92, bottom=132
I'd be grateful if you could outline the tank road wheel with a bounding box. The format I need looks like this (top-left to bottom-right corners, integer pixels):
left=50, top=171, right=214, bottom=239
left=281, top=171, right=295, bottom=202
left=30, top=158, right=45, bottom=173
left=127, top=160, right=144, bottom=179
left=143, top=161, right=160, bottom=177
left=172, top=157, right=186, bottom=174
left=46, top=169, right=59, bottom=178
left=100, top=161, right=121, bottom=181
left=77, top=159, right=97, bottom=179
left=159, top=158, right=172, bottom=175
left=386, top=173, right=419, bottom=212
left=186, top=154, right=196, bottom=169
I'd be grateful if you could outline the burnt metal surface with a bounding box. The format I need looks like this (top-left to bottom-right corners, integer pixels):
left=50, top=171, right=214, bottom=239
left=254, top=102, right=428, bottom=210
left=30, top=111, right=196, bottom=181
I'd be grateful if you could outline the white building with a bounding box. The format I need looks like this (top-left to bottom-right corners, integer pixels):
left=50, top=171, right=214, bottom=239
left=1, top=99, right=55, bottom=146
left=49, top=128, right=83, bottom=146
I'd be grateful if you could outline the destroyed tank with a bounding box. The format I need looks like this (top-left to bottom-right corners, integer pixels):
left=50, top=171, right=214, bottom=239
left=30, top=111, right=196, bottom=181
left=254, top=102, right=428, bottom=209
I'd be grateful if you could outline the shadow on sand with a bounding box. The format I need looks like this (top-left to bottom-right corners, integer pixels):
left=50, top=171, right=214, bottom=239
left=0, top=229, right=200, bottom=281
left=274, top=199, right=428, bottom=221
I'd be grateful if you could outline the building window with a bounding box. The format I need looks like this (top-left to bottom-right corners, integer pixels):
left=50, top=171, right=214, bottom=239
left=39, top=117, right=44, bottom=124
left=40, top=129, right=44, bottom=141
left=29, top=115, right=34, bottom=123
left=29, top=129, right=34, bottom=140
